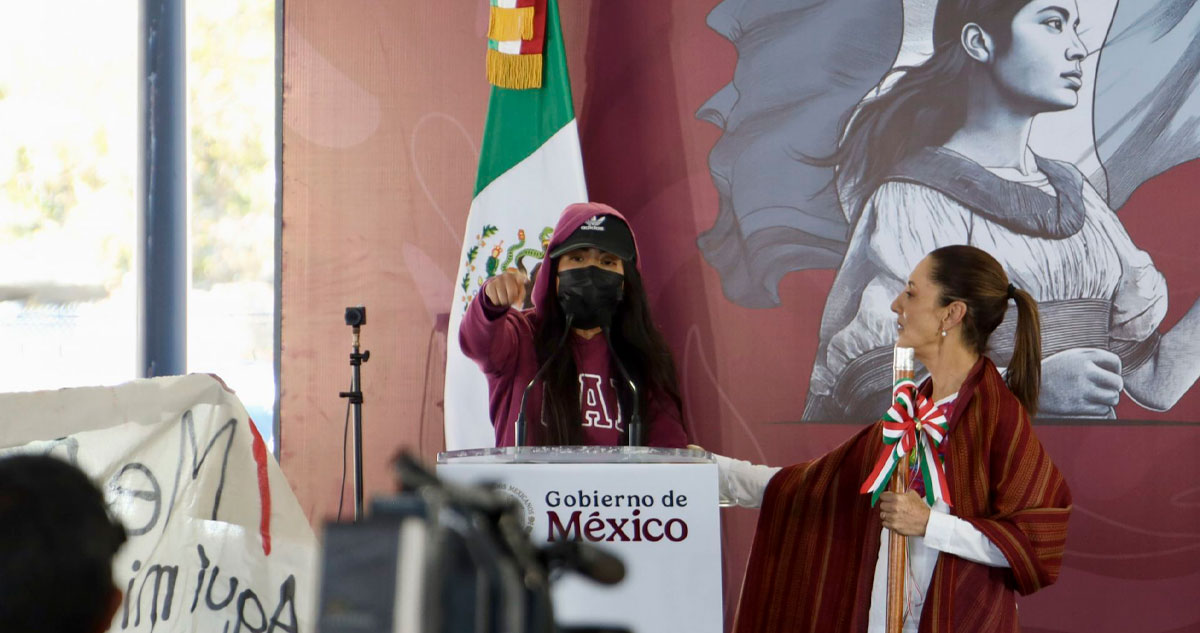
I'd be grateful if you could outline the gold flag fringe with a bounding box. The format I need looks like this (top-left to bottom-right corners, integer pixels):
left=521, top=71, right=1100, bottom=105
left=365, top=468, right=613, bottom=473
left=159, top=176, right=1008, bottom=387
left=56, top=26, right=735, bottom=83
left=488, top=6, right=535, bottom=41
left=486, top=49, right=543, bottom=89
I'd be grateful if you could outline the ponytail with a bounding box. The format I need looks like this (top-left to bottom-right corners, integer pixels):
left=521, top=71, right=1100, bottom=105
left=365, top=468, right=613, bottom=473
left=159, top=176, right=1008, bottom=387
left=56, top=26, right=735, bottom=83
left=1005, top=288, right=1041, bottom=415
left=929, top=245, right=1043, bottom=415
left=820, top=55, right=968, bottom=219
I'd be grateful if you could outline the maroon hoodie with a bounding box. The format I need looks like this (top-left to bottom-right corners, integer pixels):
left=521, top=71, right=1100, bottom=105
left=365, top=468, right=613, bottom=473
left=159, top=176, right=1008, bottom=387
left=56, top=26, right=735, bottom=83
left=458, top=202, right=688, bottom=448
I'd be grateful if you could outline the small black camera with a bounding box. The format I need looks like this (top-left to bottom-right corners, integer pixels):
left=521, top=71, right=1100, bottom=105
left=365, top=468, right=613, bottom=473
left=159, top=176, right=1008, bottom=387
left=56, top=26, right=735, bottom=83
left=344, top=306, right=366, bottom=327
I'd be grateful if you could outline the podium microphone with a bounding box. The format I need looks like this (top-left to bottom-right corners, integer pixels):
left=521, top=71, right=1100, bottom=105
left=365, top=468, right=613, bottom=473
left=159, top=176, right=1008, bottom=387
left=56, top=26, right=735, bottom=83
left=602, top=327, right=641, bottom=447
left=515, top=313, right=574, bottom=447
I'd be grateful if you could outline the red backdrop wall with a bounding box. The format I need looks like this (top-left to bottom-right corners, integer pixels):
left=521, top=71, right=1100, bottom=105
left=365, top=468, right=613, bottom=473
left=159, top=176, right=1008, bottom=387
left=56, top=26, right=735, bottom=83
left=281, top=2, right=1200, bottom=630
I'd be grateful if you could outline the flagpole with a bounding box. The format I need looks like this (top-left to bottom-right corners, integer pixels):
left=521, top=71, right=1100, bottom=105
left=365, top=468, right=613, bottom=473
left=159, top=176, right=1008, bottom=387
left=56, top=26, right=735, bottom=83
left=887, top=346, right=914, bottom=633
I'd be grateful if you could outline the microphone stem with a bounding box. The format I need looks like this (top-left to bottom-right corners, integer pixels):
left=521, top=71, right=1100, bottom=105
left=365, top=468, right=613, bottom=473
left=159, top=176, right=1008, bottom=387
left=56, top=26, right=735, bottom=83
left=603, top=327, right=641, bottom=446
left=515, top=314, right=574, bottom=447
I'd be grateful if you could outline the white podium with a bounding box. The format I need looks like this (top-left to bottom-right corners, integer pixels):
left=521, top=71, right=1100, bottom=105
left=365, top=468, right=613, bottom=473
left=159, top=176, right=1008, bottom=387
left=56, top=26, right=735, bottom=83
left=437, top=446, right=723, bottom=633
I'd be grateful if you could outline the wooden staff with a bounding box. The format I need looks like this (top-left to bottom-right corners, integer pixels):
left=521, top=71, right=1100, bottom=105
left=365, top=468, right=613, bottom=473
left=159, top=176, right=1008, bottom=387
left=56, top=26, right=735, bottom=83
left=887, top=346, right=915, bottom=633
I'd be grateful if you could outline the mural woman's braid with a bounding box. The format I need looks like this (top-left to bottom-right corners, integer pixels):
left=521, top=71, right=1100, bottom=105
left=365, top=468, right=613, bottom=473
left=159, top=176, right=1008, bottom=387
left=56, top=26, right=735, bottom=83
left=825, top=0, right=1032, bottom=216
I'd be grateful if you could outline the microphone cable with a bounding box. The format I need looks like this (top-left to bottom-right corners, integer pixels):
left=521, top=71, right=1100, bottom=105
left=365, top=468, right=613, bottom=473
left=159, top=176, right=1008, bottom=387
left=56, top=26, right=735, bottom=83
left=337, top=378, right=352, bottom=522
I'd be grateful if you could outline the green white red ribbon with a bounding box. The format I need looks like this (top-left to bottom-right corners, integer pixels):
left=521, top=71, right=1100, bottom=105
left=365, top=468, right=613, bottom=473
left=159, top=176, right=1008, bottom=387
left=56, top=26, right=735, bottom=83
left=860, top=378, right=953, bottom=507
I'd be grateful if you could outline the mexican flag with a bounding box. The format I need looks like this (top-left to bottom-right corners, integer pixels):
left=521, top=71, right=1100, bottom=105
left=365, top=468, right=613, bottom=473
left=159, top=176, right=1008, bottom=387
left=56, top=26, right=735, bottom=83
left=444, top=0, right=587, bottom=450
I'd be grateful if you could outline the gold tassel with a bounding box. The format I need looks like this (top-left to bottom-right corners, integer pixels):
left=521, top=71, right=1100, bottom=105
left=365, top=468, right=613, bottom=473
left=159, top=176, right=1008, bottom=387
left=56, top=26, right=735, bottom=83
left=486, top=49, right=543, bottom=90
left=488, top=6, right=535, bottom=41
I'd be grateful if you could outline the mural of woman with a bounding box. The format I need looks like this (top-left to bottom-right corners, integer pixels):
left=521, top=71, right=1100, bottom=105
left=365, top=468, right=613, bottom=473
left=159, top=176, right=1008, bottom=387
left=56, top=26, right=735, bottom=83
left=700, top=0, right=1200, bottom=421
left=810, top=0, right=1168, bottom=421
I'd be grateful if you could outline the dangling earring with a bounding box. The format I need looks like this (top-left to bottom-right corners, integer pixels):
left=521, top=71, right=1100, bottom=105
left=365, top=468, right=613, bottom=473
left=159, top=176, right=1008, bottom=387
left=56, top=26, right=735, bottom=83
left=941, top=330, right=947, bottom=337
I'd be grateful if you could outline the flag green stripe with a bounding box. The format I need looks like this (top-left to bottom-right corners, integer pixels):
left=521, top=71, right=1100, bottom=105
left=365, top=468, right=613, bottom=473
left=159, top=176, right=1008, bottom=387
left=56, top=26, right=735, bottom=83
left=473, top=0, right=575, bottom=196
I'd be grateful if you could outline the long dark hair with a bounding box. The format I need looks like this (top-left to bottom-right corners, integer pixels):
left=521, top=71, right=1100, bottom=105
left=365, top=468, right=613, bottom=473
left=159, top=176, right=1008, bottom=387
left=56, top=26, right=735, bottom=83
left=823, top=0, right=1030, bottom=216
left=534, top=259, right=684, bottom=445
left=928, top=245, right=1041, bottom=414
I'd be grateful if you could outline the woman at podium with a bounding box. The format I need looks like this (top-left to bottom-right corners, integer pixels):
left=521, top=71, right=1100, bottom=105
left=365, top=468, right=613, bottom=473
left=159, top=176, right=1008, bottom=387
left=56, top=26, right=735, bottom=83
left=719, top=246, right=1071, bottom=632
left=459, top=202, right=688, bottom=448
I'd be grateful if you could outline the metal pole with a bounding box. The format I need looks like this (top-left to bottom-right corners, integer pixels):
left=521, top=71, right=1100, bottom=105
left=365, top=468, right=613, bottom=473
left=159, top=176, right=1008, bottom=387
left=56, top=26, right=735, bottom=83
left=352, top=337, right=365, bottom=521
left=272, top=0, right=285, bottom=459
left=339, top=323, right=369, bottom=521
left=138, top=0, right=187, bottom=378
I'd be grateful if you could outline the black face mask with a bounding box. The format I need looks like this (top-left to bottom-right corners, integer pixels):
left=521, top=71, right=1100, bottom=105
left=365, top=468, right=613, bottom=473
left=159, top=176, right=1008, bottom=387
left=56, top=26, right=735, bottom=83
left=556, top=266, right=624, bottom=330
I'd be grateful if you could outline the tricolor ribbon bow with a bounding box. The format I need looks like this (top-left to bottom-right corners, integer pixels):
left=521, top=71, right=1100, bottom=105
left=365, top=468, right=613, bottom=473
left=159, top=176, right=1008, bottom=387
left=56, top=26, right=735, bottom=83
left=860, top=378, right=953, bottom=507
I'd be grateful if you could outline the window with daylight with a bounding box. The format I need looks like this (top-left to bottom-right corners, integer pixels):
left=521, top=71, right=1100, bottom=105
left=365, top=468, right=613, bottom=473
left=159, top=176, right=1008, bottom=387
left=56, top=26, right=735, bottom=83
left=187, top=0, right=277, bottom=448
left=0, top=1, right=277, bottom=449
left=0, top=4, right=139, bottom=392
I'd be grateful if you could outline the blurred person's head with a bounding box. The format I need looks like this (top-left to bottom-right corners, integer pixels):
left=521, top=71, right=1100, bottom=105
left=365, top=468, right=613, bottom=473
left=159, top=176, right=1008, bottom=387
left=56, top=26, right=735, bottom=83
left=0, top=454, right=127, bottom=633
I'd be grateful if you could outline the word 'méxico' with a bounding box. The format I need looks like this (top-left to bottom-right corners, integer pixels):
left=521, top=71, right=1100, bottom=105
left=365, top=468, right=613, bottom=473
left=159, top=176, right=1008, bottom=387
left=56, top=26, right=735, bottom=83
left=545, top=488, right=690, bottom=543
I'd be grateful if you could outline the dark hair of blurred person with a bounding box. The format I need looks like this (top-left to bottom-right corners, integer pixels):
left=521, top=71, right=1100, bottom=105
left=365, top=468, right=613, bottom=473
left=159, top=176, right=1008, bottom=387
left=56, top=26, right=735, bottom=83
left=0, top=454, right=127, bottom=633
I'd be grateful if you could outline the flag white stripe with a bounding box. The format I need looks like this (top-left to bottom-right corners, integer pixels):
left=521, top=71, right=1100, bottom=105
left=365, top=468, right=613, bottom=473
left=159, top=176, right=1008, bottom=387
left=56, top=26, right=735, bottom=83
left=495, top=40, right=523, bottom=55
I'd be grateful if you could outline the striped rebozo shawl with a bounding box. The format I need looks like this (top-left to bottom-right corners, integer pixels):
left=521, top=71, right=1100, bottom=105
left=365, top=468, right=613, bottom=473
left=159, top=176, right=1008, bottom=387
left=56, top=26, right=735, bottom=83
left=734, top=357, right=1071, bottom=633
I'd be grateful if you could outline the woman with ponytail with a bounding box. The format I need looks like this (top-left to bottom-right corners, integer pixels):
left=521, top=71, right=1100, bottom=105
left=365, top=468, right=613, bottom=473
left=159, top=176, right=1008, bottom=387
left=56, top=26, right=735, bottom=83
left=909, top=245, right=1043, bottom=416
left=716, top=246, right=1071, bottom=632
left=804, top=0, right=1200, bottom=421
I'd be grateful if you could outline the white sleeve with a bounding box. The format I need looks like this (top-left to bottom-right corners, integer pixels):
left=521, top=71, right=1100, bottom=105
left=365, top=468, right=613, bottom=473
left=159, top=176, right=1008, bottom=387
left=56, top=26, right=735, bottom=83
left=923, top=509, right=1010, bottom=567
left=1087, top=184, right=1167, bottom=346
left=711, top=453, right=781, bottom=508
left=866, top=182, right=972, bottom=278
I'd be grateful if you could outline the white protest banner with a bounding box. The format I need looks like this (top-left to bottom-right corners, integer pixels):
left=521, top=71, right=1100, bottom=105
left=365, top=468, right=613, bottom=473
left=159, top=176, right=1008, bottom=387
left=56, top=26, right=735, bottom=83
left=0, top=374, right=318, bottom=633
